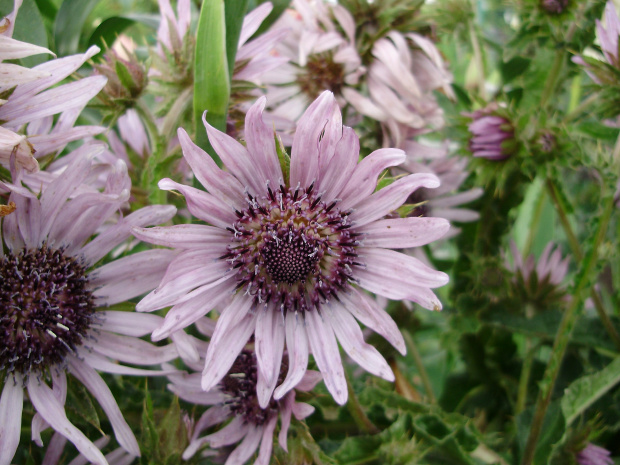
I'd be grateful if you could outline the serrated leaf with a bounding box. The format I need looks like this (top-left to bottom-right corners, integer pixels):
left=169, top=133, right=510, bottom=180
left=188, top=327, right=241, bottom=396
left=516, top=401, right=565, bottom=465
left=561, top=356, right=620, bottom=428
left=54, top=0, right=99, bottom=56
left=333, top=435, right=381, bottom=464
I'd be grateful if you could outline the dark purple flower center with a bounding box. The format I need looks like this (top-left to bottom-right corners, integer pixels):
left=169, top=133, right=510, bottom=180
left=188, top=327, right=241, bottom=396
left=296, top=52, right=345, bottom=100
left=222, top=183, right=362, bottom=313
left=220, top=350, right=286, bottom=426
left=0, top=246, right=94, bottom=377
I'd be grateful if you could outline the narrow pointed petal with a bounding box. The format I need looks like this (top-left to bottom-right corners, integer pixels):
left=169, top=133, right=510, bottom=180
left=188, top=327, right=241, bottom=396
left=292, top=402, right=315, bottom=420
left=244, top=97, right=283, bottom=188
left=27, top=378, right=108, bottom=465
left=255, top=416, right=277, bottom=465
left=178, top=128, right=245, bottom=209
left=206, top=417, right=249, bottom=448
left=349, top=173, right=440, bottom=227
left=338, top=148, right=406, bottom=211
left=68, top=359, right=140, bottom=457
left=326, top=304, right=394, bottom=381
left=305, top=309, right=347, bottom=405
left=290, top=91, right=339, bottom=188
left=225, top=425, right=263, bottom=465
left=278, top=393, right=295, bottom=451
left=158, top=178, right=237, bottom=228
left=93, top=332, right=178, bottom=365
left=132, top=224, right=231, bottom=249
left=339, top=288, right=405, bottom=354
left=255, top=308, right=285, bottom=408
left=358, top=217, right=450, bottom=248
left=274, top=311, right=309, bottom=400
left=0, top=374, right=23, bottom=465
left=318, top=126, right=359, bottom=204
left=201, top=296, right=257, bottom=391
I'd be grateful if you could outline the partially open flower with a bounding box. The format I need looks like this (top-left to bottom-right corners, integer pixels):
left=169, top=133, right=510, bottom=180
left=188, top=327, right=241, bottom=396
left=576, top=442, right=614, bottom=465
left=465, top=105, right=516, bottom=161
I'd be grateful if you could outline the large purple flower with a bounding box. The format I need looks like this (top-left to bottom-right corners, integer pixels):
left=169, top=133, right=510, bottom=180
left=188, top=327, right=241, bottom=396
left=134, top=91, right=450, bottom=405
left=0, top=147, right=177, bottom=465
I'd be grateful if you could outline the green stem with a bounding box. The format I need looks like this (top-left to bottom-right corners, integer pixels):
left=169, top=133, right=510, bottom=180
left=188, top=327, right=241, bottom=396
left=135, top=100, right=166, bottom=206
left=520, top=196, right=615, bottom=465
left=522, top=186, right=546, bottom=258
left=345, top=371, right=379, bottom=435
left=467, top=19, right=486, bottom=99
left=546, top=178, right=620, bottom=351
left=539, top=50, right=565, bottom=109
left=515, top=337, right=537, bottom=416
left=613, top=130, right=620, bottom=166
left=404, top=331, right=437, bottom=404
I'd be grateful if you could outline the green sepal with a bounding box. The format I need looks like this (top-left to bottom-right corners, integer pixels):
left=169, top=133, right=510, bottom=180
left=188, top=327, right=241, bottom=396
left=275, top=131, right=290, bottom=184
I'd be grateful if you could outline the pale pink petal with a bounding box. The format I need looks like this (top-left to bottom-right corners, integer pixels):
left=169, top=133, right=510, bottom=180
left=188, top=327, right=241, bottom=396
left=81, top=352, right=177, bottom=377
left=244, top=97, right=283, bottom=188
left=150, top=278, right=237, bottom=339
left=206, top=417, right=249, bottom=448
left=201, top=296, right=257, bottom=391
left=42, top=432, right=68, bottom=465
left=255, top=416, right=277, bottom=465
left=317, top=126, right=358, bottom=204
left=98, top=311, right=163, bottom=337
left=32, top=371, right=66, bottom=446
left=178, top=128, right=245, bottom=208
left=255, top=308, right=285, bottom=408
left=80, top=205, right=177, bottom=266
left=13, top=188, right=42, bottom=248
left=192, top=406, right=230, bottom=440
left=305, top=309, right=347, bottom=405
left=118, top=109, right=149, bottom=157
left=358, top=217, right=450, bottom=248
left=341, top=87, right=388, bottom=121
left=349, top=173, right=440, bottom=227
left=93, top=332, right=178, bottom=365
left=132, top=224, right=231, bottom=249
left=326, top=304, right=394, bottom=381
left=203, top=113, right=265, bottom=196
left=360, top=247, right=448, bottom=287
left=92, top=249, right=176, bottom=305
left=339, top=288, right=405, bottom=354
left=0, top=35, right=52, bottom=60
left=170, top=330, right=199, bottom=365
left=68, top=358, right=140, bottom=456
left=274, top=311, right=309, bottom=400
left=295, top=370, right=322, bottom=391
left=292, top=401, right=315, bottom=420
left=158, top=178, right=237, bottom=228
left=0, top=76, right=107, bottom=127
left=338, top=148, right=405, bottom=211
left=27, top=378, right=107, bottom=465
left=290, top=91, right=339, bottom=188
left=0, top=373, right=23, bottom=465
left=278, top=393, right=294, bottom=451
left=225, top=425, right=263, bottom=465
left=238, top=2, right=273, bottom=46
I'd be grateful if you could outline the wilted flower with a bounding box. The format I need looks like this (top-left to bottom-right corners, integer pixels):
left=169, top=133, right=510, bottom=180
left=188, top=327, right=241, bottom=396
left=0, top=148, right=178, bottom=465
left=465, top=105, right=516, bottom=160
left=169, top=347, right=319, bottom=463
left=576, top=442, right=614, bottom=465
left=134, top=91, right=449, bottom=405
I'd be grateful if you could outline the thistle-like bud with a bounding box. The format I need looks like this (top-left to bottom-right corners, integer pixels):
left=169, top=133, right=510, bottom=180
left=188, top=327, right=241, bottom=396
left=540, top=0, right=570, bottom=15
left=465, top=104, right=516, bottom=161
left=94, top=45, right=148, bottom=112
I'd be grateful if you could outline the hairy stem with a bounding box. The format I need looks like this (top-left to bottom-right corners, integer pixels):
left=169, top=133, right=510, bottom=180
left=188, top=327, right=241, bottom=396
left=404, top=331, right=437, bottom=404
left=345, top=371, right=379, bottom=435
left=520, top=195, right=615, bottom=465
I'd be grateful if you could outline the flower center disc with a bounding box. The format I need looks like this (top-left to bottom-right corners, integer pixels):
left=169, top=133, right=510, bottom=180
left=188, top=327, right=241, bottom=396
left=223, top=184, right=361, bottom=313
left=0, top=246, right=94, bottom=377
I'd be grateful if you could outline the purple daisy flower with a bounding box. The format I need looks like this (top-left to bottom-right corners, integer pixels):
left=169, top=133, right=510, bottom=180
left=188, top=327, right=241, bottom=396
left=169, top=345, right=319, bottom=463
left=134, top=91, right=450, bottom=405
left=0, top=148, right=178, bottom=465
left=576, top=443, right=614, bottom=465
left=465, top=105, right=516, bottom=161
